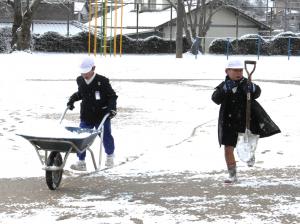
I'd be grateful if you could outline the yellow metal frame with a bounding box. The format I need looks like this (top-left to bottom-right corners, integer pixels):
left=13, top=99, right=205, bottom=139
left=87, top=0, right=124, bottom=56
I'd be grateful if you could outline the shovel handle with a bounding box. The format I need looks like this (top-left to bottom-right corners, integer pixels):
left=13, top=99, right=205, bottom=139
left=244, top=60, right=256, bottom=81
left=244, top=60, right=256, bottom=130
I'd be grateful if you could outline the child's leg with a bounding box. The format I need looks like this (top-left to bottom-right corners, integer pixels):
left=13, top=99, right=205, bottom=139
left=224, top=145, right=237, bottom=182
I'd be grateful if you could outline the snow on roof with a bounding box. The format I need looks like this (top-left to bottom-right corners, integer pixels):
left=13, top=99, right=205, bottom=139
left=87, top=3, right=177, bottom=35
left=0, top=22, right=82, bottom=36
left=32, top=23, right=82, bottom=36
left=84, top=3, right=269, bottom=36
left=74, top=2, right=85, bottom=12
left=0, top=23, right=11, bottom=29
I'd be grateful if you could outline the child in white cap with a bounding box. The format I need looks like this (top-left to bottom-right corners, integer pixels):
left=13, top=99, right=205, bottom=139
left=211, top=59, right=280, bottom=183
left=67, top=56, right=118, bottom=171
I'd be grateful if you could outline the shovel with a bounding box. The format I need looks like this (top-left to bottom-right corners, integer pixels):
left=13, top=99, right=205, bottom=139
left=236, top=60, right=260, bottom=163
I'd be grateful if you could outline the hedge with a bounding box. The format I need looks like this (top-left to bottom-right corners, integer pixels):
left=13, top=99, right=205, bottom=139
left=209, top=31, right=300, bottom=56
left=32, top=31, right=190, bottom=54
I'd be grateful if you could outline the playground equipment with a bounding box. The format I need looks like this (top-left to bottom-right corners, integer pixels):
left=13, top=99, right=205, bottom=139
left=87, top=0, right=124, bottom=57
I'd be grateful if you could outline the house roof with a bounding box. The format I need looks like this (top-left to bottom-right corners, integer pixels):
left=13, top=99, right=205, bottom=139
left=74, top=2, right=85, bottom=12
left=0, top=21, right=82, bottom=36
left=87, top=1, right=270, bottom=36
left=88, top=3, right=172, bottom=35
left=225, top=6, right=270, bottom=30
left=157, top=4, right=270, bottom=30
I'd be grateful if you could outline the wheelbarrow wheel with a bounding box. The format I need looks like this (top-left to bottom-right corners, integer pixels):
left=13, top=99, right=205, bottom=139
left=46, top=151, right=63, bottom=190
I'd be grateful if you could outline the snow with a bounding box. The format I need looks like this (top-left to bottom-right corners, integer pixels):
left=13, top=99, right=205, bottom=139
left=1, top=52, right=300, bottom=173
left=0, top=22, right=82, bottom=36
left=31, top=22, right=82, bottom=36
left=88, top=3, right=175, bottom=35
left=17, top=120, right=95, bottom=139
left=0, top=52, right=300, bottom=223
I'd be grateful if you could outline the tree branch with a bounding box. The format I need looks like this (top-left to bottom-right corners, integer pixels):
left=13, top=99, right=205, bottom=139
left=6, top=0, right=14, bottom=7
left=165, top=0, right=177, bottom=10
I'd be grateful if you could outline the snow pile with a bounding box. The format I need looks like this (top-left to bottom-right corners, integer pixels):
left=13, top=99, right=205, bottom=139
left=17, top=120, right=94, bottom=139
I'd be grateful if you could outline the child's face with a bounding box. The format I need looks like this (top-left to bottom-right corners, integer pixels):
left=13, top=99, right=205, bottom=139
left=226, top=68, right=243, bottom=81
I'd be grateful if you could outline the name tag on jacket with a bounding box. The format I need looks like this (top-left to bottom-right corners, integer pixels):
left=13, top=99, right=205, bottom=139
left=95, top=91, right=101, bottom=100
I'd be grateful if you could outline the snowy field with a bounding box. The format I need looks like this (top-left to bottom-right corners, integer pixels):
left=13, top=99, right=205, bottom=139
left=0, top=52, right=299, bottom=223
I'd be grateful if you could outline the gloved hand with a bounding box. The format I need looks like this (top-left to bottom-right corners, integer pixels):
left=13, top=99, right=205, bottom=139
left=67, top=94, right=78, bottom=110
left=223, top=80, right=237, bottom=93
left=109, top=110, right=117, bottom=119
left=243, top=83, right=256, bottom=93
left=67, top=100, right=75, bottom=110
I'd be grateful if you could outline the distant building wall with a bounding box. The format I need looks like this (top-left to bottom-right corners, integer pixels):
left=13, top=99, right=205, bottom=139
left=0, top=2, right=74, bottom=22
left=160, top=6, right=264, bottom=52
left=33, top=2, right=75, bottom=21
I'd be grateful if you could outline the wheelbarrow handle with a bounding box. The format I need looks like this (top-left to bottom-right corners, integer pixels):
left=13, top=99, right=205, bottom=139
left=59, top=107, right=69, bottom=124
left=97, top=113, right=110, bottom=131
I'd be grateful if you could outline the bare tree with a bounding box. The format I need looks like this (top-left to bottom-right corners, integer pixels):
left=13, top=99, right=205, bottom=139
left=5, top=0, right=42, bottom=51
left=166, top=0, right=224, bottom=50
left=167, top=0, right=192, bottom=47
left=186, top=0, right=224, bottom=44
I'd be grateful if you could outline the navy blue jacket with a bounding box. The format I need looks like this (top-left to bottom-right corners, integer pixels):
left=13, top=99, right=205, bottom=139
left=70, top=74, right=118, bottom=124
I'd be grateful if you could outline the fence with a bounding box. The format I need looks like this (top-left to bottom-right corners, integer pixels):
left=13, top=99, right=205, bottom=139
left=206, top=34, right=300, bottom=60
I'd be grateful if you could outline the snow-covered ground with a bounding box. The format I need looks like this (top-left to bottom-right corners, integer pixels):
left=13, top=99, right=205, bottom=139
left=0, top=53, right=299, bottom=223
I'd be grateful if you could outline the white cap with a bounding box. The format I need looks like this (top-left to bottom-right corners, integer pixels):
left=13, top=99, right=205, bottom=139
left=79, top=56, right=95, bottom=74
left=225, top=60, right=243, bottom=69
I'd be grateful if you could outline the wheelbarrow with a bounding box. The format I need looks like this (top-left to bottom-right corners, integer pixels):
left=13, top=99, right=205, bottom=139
left=17, top=111, right=110, bottom=190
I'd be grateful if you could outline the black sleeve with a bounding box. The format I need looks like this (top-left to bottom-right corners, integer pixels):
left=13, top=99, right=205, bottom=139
left=69, top=92, right=81, bottom=102
left=211, top=82, right=226, bottom=105
left=252, top=83, right=261, bottom=99
left=103, top=77, right=118, bottom=111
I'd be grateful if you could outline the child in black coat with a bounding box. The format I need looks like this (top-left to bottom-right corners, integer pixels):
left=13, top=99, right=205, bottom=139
left=212, top=60, right=280, bottom=183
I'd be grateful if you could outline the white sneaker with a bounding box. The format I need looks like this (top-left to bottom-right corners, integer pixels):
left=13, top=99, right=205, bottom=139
left=70, top=160, right=87, bottom=171
left=105, top=154, right=114, bottom=167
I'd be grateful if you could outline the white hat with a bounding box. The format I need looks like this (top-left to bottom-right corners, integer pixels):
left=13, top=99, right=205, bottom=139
left=79, top=56, right=95, bottom=74
left=225, top=60, right=243, bottom=69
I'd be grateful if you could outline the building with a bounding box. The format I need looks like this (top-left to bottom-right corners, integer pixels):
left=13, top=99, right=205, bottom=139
left=0, top=1, right=82, bottom=36
left=89, top=1, right=269, bottom=52
left=272, top=0, right=300, bottom=32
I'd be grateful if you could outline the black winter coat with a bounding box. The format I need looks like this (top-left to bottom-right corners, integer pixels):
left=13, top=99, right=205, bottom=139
left=70, top=74, right=118, bottom=124
left=212, top=76, right=280, bottom=146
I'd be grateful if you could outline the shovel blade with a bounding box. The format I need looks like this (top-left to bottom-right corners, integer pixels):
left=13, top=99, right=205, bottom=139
left=236, top=130, right=259, bottom=162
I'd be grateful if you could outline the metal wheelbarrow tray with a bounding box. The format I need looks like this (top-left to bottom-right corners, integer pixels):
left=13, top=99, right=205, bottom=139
left=17, top=114, right=109, bottom=190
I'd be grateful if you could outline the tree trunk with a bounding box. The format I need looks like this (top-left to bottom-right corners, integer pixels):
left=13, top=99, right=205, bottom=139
left=176, top=0, right=184, bottom=58
left=182, top=8, right=192, bottom=46
left=11, top=0, right=22, bottom=48
left=17, top=9, right=33, bottom=50
left=13, top=0, right=42, bottom=51
left=186, top=0, right=196, bottom=39
left=165, top=0, right=192, bottom=51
